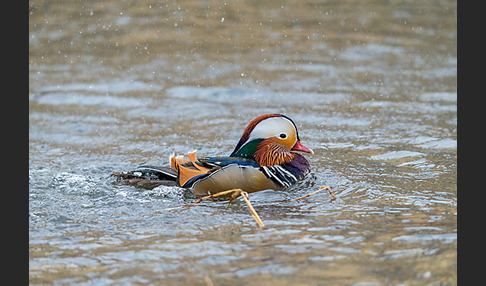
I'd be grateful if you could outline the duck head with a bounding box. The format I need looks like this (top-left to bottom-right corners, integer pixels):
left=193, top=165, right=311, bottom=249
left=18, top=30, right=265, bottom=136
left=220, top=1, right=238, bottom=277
left=230, top=114, right=314, bottom=166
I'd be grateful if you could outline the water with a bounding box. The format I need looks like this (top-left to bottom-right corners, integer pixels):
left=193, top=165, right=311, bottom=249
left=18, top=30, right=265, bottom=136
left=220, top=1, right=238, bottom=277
left=29, top=0, right=457, bottom=285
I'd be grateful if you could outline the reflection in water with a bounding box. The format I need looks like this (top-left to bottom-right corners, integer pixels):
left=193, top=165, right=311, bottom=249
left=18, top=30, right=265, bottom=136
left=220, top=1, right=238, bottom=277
left=30, top=0, right=456, bottom=285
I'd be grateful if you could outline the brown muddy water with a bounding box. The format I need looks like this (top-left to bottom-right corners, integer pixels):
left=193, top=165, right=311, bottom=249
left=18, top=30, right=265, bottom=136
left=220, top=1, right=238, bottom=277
left=29, top=0, right=457, bottom=285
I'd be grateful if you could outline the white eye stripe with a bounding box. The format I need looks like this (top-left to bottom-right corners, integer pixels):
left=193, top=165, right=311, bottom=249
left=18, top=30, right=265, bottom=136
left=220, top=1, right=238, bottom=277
left=248, top=117, right=295, bottom=141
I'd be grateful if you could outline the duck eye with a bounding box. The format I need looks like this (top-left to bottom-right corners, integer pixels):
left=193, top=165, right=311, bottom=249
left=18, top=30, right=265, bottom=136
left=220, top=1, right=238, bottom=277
left=279, top=133, right=287, bottom=139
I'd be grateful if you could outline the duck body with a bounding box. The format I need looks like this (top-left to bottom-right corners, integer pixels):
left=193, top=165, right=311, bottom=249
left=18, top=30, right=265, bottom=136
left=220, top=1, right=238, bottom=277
left=182, top=154, right=309, bottom=195
left=113, top=114, right=314, bottom=195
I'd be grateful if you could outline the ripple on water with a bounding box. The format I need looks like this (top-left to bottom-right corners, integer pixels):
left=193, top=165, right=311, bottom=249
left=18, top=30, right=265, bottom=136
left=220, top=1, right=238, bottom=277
left=418, top=92, right=457, bottom=103
left=369, top=151, right=425, bottom=161
left=37, top=80, right=162, bottom=94
left=166, top=86, right=353, bottom=107
left=32, top=93, right=150, bottom=108
left=391, top=233, right=457, bottom=244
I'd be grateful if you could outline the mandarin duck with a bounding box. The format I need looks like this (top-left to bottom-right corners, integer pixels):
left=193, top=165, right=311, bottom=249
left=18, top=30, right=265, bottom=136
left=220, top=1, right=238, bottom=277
left=113, top=114, right=314, bottom=196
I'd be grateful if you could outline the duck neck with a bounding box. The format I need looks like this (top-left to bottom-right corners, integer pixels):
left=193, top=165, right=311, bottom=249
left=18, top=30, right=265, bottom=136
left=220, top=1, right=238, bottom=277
left=230, top=139, right=263, bottom=159
left=253, top=138, right=295, bottom=167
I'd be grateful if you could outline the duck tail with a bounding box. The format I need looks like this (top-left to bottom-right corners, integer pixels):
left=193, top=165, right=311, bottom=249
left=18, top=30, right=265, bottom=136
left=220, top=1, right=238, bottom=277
left=111, top=163, right=179, bottom=189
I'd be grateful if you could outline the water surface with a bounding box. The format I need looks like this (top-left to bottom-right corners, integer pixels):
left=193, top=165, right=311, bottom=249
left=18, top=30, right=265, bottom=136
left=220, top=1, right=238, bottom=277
left=30, top=0, right=457, bottom=285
